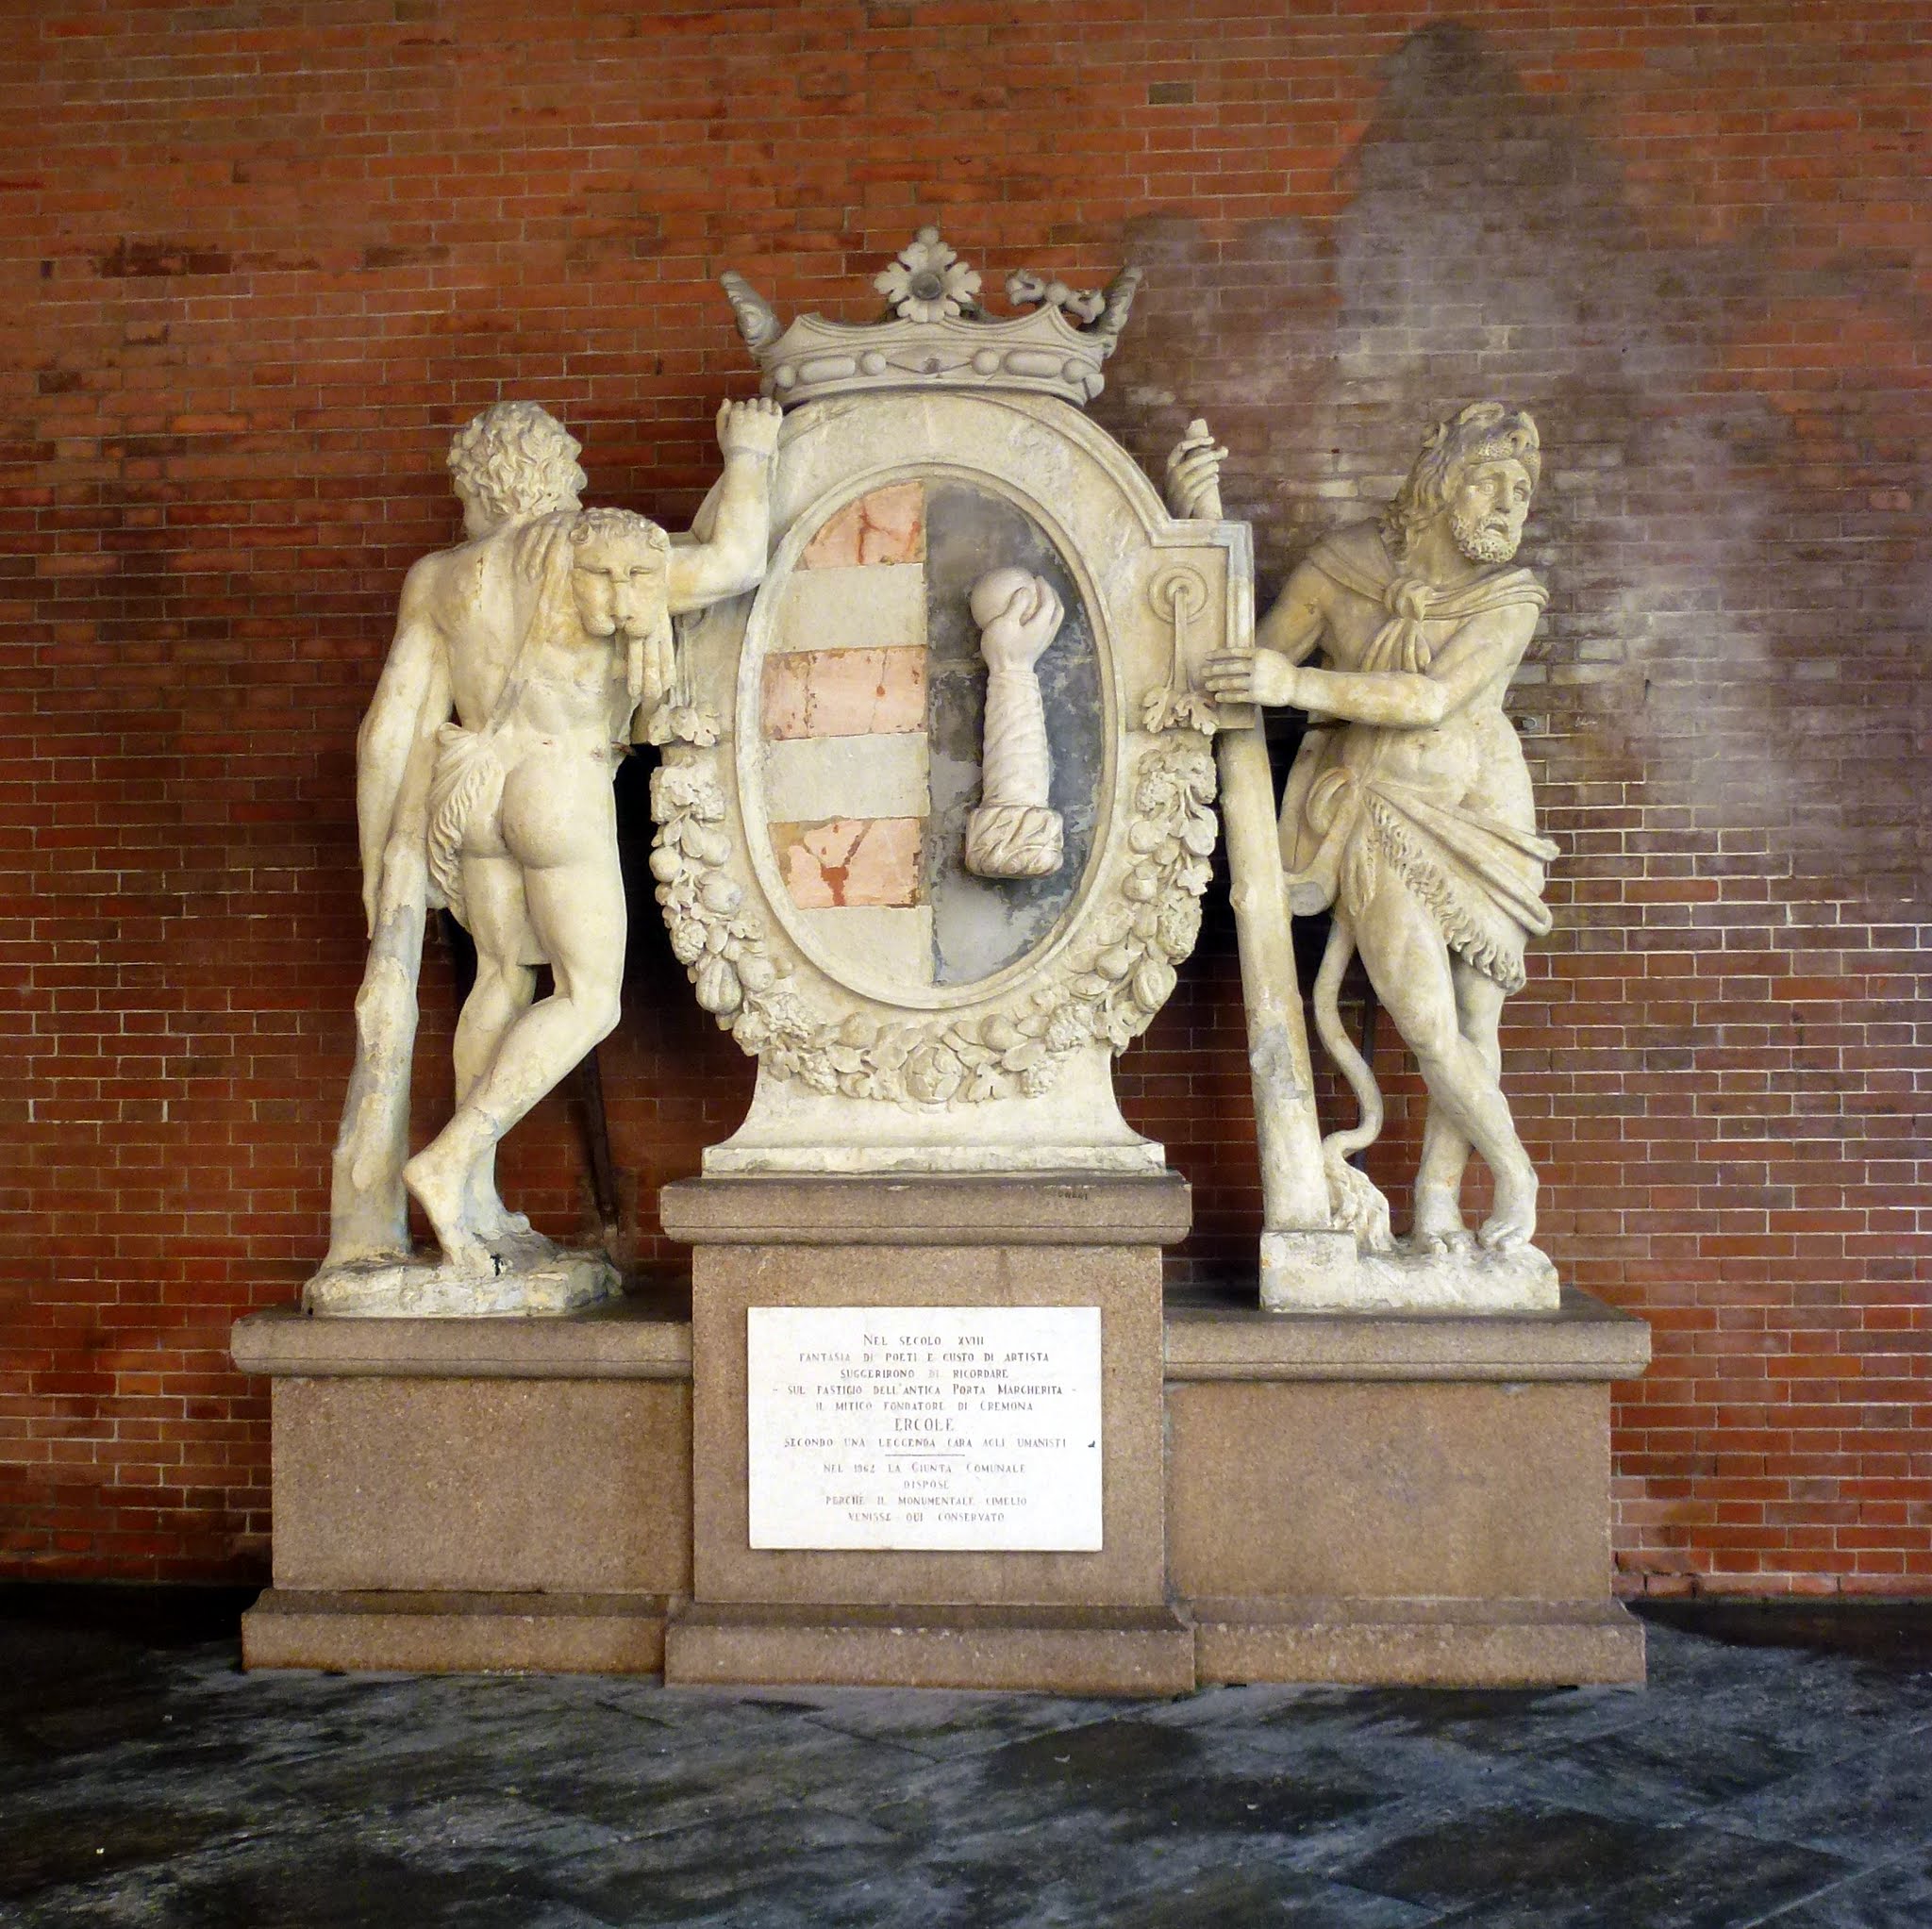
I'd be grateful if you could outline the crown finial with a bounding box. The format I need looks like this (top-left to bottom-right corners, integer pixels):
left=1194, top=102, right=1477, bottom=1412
left=720, top=229, right=1141, bottom=410
left=875, top=227, right=984, bottom=323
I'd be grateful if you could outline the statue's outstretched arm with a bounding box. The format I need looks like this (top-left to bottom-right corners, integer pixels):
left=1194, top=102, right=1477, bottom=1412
left=667, top=398, right=782, bottom=612
left=1206, top=593, right=1537, bottom=728
left=1282, top=601, right=1539, bottom=728
left=1200, top=563, right=1333, bottom=709
left=355, top=565, right=447, bottom=935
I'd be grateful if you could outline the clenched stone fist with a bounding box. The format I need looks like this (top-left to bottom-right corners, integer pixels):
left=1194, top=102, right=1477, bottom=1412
left=716, top=395, right=783, bottom=458
left=1163, top=417, right=1226, bottom=521
left=972, top=568, right=1063, bottom=674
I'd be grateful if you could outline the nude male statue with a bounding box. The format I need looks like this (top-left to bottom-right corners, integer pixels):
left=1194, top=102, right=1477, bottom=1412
left=1201, top=403, right=1557, bottom=1256
left=321, top=397, right=781, bottom=1289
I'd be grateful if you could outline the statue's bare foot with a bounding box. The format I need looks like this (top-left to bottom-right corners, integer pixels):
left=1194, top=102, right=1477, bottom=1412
left=1478, top=1163, right=1538, bottom=1253
left=404, top=1145, right=494, bottom=1277
left=1411, top=1187, right=1473, bottom=1256
left=491, top=1224, right=559, bottom=1269
left=458, top=1172, right=556, bottom=1270
left=468, top=1186, right=534, bottom=1243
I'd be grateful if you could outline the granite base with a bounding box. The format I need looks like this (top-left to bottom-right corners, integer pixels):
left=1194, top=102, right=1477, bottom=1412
left=661, top=1172, right=1188, bottom=1691
left=233, top=1256, right=1650, bottom=1691
left=242, top=1588, right=673, bottom=1674
left=1188, top=1596, right=1644, bottom=1687
left=1166, top=1281, right=1652, bottom=1687
left=231, top=1299, right=691, bottom=1675
left=665, top=1601, right=1194, bottom=1695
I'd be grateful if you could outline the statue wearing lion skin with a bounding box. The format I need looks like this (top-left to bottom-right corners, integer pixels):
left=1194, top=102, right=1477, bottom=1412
left=1202, top=403, right=1555, bottom=1257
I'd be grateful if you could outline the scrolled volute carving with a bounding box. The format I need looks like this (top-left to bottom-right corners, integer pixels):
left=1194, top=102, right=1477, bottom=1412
left=1141, top=562, right=1219, bottom=736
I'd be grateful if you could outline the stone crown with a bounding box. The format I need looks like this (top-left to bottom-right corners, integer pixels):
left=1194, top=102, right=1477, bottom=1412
left=722, top=227, right=1141, bottom=411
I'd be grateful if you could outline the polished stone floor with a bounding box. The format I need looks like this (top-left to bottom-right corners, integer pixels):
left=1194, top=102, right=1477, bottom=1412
left=4, top=1588, right=1931, bottom=1927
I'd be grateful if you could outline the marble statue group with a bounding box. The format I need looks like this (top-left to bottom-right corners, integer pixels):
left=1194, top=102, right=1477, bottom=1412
left=305, top=230, right=1562, bottom=1318
left=242, top=231, right=1662, bottom=1710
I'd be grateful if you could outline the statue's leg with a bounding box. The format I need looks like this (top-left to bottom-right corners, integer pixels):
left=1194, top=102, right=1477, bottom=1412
left=451, top=853, right=540, bottom=1240
left=406, top=756, right=626, bottom=1271
left=1411, top=962, right=1507, bottom=1252
left=489, top=763, right=627, bottom=1122
left=1351, top=878, right=1537, bottom=1252
left=1411, top=1114, right=1471, bottom=1250
left=402, top=1105, right=496, bottom=1275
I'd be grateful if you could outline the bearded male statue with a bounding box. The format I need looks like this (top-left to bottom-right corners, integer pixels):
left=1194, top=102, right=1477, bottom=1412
left=313, top=396, right=781, bottom=1310
left=1202, top=403, right=1557, bottom=1264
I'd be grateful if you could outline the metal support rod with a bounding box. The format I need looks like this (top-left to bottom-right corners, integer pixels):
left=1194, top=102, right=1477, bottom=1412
left=573, top=1044, right=623, bottom=1239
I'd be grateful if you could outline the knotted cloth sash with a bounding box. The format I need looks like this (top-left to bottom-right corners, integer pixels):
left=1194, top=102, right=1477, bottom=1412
left=1306, top=544, right=1548, bottom=673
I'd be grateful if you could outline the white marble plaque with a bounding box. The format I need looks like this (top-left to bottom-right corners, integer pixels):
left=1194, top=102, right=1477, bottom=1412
left=746, top=1305, right=1103, bottom=1551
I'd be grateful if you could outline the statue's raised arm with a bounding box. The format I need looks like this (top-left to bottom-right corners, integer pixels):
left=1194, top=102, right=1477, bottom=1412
left=668, top=397, right=783, bottom=612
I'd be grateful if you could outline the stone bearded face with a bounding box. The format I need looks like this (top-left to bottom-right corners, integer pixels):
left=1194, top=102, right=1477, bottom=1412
left=1447, top=455, right=1535, bottom=565
left=1381, top=403, right=1541, bottom=571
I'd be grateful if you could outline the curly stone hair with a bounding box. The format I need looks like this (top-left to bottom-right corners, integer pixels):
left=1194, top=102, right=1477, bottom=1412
left=1381, top=402, right=1541, bottom=560
left=446, top=402, right=587, bottom=528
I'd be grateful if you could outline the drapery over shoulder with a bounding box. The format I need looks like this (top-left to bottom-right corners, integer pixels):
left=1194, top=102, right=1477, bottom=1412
left=1278, top=540, right=1557, bottom=993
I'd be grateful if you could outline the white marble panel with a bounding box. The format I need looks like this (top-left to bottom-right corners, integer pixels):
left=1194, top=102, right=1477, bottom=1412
left=761, top=732, right=931, bottom=824
left=775, top=560, right=926, bottom=655
left=746, top=1305, right=1104, bottom=1551
left=792, top=903, right=935, bottom=988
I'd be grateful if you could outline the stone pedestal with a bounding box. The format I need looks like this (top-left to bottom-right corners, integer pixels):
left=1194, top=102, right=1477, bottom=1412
left=231, top=1299, right=691, bottom=1673
left=1164, top=1282, right=1651, bottom=1686
left=235, top=1259, right=1647, bottom=1691
left=658, top=1172, right=1196, bottom=1694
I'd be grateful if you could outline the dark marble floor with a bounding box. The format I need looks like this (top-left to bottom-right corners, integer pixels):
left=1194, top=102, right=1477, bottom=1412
left=4, top=1588, right=1932, bottom=1927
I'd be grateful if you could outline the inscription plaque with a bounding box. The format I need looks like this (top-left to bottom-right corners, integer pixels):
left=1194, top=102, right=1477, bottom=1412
left=746, top=1305, right=1103, bottom=1551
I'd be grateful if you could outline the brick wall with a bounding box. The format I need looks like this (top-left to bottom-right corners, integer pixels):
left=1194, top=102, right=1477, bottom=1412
left=2, top=1, right=1925, bottom=1592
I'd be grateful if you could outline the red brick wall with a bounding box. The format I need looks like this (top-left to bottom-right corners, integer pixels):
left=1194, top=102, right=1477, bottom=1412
left=3, top=2, right=1925, bottom=1592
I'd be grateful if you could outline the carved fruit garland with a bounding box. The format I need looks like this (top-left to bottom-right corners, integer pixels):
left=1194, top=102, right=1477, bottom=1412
left=650, top=740, right=1217, bottom=1109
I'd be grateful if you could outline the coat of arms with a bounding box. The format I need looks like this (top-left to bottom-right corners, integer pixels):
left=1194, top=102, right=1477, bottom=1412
left=653, top=232, right=1244, bottom=1174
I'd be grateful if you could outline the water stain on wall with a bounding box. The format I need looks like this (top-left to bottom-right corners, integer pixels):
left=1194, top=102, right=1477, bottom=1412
left=1101, top=21, right=1930, bottom=903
